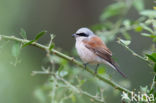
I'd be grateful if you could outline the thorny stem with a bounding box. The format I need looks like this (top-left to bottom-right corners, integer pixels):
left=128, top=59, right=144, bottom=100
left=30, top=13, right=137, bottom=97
left=0, top=35, right=132, bottom=94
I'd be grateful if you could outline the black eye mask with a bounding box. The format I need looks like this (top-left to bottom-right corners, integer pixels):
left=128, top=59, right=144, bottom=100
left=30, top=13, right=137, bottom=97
left=76, top=33, right=89, bottom=37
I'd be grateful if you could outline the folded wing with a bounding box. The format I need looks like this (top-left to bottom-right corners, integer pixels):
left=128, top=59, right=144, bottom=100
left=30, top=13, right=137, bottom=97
left=82, top=36, right=126, bottom=78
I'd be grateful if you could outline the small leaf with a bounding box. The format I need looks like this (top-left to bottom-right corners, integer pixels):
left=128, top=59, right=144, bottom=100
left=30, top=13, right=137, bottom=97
left=71, top=95, right=76, bottom=102
left=91, top=24, right=105, bottom=31
left=12, top=42, right=21, bottom=57
left=141, top=33, right=151, bottom=37
left=79, top=80, right=85, bottom=86
left=34, top=89, right=46, bottom=103
left=140, top=10, right=156, bottom=18
left=49, top=43, right=55, bottom=50
left=59, top=70, right=68, bottom=77
left=140, top=23, right=154, bottom=34
left=141, top=33, right=156, bottom=42
left=154, top=75, right=156, bottom=81
left=100, top=2, right=125, bottom=21
left=135, top=26, right=143, bottom=32
left=151, top=53, right=156, bottom=59
left=50, top=34, right=55, bottom=41
left=154, top=63, right=156, bottom=72
left=22, top=40, right=35, bottom=47
left=146, top=53, right=156, bottom=62
left=123, top=20, right=131, bottom=28
left=22, top=30, right=47, bottom=47
left=145, top=19, right=153, bottom=24
left=153, top=37, right=156, bottom=42
left=122, top=32, right=131, bottom=40
left=35, top=30, right=47, bottom=40
left=98, top=67, right=106, bottom=75
left=120, top=39, right=131, bottom=46
left=133, top=0, right=144, bottom=12
left=149, top=88, right=154, bottom=94
left=58, top=65, right=64, bottom=73
left=49, top=34, right=55, bottom=50
left=19, top=28, right=27, bottom=39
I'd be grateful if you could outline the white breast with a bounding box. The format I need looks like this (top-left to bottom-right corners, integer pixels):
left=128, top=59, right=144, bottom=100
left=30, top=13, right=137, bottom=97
left=75, top=37, right=103, bottom=64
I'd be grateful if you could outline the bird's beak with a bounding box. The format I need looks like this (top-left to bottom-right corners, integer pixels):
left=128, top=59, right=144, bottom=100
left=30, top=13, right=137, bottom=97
left=72, top=33, right=76, bottom=38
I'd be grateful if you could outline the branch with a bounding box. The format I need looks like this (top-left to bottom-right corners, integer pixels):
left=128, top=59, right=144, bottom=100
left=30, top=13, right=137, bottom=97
left=150, top=74, right=156, bottom=92
left=54, top=73, right=106, bottom=103
left=33, top=69, right=106, bottom=103
left=0, top=35, right=132, bottom=94
left=117, top=38, right=149, bottom=63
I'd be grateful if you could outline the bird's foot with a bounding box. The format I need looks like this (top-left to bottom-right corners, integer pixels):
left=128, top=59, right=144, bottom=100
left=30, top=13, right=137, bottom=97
left=83, top=63, right=88, bottom=70
left=94, top=64, right=99, bottom=75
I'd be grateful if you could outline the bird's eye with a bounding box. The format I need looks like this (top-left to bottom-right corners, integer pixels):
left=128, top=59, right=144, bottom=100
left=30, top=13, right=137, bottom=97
left=76, top=33, right=88, bottom=37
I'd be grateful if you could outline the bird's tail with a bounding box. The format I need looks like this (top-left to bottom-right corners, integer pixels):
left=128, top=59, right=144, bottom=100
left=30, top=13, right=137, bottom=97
left=109, top=60, right=127, bottom=78
left=112, top=63, right=127, bottom=78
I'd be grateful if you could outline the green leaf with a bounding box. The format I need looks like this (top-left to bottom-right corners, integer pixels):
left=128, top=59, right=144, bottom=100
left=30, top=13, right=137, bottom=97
left=122, top=32, right=131, bottom=40
left=34, top=89, right=46, bottom=103
left=91, top=24, right=105, bottom=31
left=12, top=42, right=21, bottom=57
left=123, top=20, right=131, bottom=28
left=141, top=33, right=151, bottom=37
left=49, top=43, right=55, bottom=50
left=154, top=63, right=156, bottom=72
left=22, top=40, right=35, bottom=47
left=100, top=2, right=125, bottom=21
left=22, top=30, right=47, bottom=47
left=35, top=30, right=47, bottom=40
left=98, top=67, right=106, bottom=75
left=71, top=95, right=76, bottom=102
left=49, top=34, right=55, bottom=50
left=141, top=33, right=156, bottom=42
left=153, top=37, right=156, bottom=42
left=120, top=39, right=131, bottom=46
left=59, top=70, right=68, bottom=77
left=154, top=75, right=156, bottom=82
left=146, top=53, right=156, bottom=62
left=133, top=0, right=144, bottom=12
left=140, top=10, right=156, bottom=18
left=79, top=80, right=85, bottom=86
left=135, top=26, right=143, bottom=32
left=140, top=23, right=154, bottom=34
left=149, top=88, right=154, bottom=94
left=19, top=28, right=27, bottom=39
left=58, top=65, right=64, bottom=73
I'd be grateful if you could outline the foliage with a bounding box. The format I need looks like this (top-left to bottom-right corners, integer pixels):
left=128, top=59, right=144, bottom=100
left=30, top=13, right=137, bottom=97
left=0, top=0, right=156, bottom=103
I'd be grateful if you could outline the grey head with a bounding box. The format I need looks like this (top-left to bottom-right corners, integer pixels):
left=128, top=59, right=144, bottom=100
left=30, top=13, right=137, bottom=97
left=72, top=27, right=95, bottom=38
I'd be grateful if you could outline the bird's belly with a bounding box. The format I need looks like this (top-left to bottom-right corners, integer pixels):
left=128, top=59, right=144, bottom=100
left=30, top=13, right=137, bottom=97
left=76, top=42, right=103, bottom=64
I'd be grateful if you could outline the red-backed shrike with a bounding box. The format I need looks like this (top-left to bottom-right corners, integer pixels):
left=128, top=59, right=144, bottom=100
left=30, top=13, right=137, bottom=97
left=72, top=27, right=126, bottom=78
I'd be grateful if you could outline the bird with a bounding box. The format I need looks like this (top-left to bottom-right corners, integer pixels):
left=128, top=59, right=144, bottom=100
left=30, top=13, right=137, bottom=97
left=72, top=27, right=126, bottom=78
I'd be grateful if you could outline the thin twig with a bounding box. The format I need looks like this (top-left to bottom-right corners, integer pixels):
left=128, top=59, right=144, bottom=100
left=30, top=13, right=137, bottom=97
left=47, top=71, right=106, bottom=103
left=150, top=75, right=156, bottom=91
left=117, top=38, right=149, bottom=63
left=0, top=35, right=132, bottom=94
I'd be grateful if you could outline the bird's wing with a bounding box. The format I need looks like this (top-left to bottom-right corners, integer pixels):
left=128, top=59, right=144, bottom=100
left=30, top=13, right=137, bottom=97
left=82, top=36, right=112, bottom=63
left=82, top=36, right=126, bottom=78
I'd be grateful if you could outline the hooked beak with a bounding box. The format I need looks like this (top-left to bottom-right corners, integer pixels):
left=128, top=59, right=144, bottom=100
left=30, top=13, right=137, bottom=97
left=72, top=33, right=76, bottom=38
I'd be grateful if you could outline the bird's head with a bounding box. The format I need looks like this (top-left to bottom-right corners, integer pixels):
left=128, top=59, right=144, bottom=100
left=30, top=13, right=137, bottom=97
left=72, top=27, right=94, bottom=39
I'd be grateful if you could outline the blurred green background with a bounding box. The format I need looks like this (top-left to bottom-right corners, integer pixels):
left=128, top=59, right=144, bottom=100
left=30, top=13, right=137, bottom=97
left=0, top=0, right=155, bottom=103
